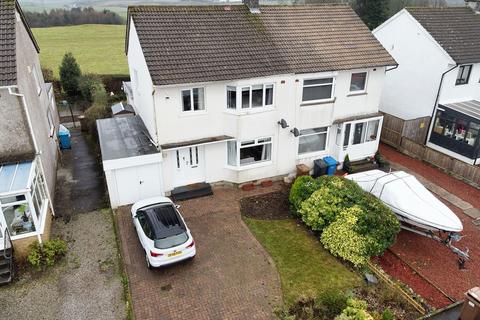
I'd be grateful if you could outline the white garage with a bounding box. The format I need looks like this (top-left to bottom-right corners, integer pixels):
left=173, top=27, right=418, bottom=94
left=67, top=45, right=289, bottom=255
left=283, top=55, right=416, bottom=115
left=97, top=116, right=164, bottom=208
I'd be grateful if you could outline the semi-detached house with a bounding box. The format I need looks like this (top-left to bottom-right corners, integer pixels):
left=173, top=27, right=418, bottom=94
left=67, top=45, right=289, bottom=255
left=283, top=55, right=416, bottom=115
left=98, top=1, right=396, bottom=208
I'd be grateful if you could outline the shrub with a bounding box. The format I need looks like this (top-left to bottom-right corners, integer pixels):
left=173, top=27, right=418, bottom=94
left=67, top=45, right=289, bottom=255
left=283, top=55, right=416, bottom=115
left=42, top=67, right=55, bottom=83
left=343, top=154, right=352, bottom=173
left=381, top=308, right=395, bottom=320
left=59, top=52, right=81, bottom=98
left=315, top=289, right=349, bottom=319
left=79, top=74, right=103, bottom=103
left=374, top=151, right=389, bottom=168
left=321, top=207, right=371, bottom=266
left=335, top=298, right=374, bottom=320
left=27, top=238, right=68, bottom=270
left=288, top=175, right=322, bottom=216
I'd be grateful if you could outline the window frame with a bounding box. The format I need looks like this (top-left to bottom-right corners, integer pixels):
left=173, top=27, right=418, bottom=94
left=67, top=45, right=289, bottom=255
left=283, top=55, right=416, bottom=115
left=226, top=137, right=273, bottom=168
left=349, top=71, right=368, bottom=93
left=456, top=65, right=472, bottom=86
left=301, top=77, right=335, bottom=103
left=225, top=84, right=275, bottom=111
left=181, top=87, right=206, bottom=113
left=32, top=66, right=42, bottom=95
left=297, top=127, right=330, bottom=157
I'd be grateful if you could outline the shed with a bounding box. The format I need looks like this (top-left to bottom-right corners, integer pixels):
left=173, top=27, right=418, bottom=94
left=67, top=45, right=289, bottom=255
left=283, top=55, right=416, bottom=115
left=97, top=116, right=163, bottom=208
left=111, top=102, right=135, bottom=118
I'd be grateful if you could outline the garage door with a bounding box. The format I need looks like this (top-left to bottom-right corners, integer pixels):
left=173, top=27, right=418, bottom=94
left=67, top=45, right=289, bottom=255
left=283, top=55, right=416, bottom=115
left=113, top=163, right=163, bottom=207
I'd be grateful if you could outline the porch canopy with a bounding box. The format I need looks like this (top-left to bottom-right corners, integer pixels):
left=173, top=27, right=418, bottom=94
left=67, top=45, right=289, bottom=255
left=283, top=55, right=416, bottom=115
left=0, top=161, right=49, bottom=241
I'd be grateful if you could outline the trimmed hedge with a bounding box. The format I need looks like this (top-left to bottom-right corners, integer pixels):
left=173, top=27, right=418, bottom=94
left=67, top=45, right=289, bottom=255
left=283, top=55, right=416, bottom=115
left=289, top=175, right=400, bottom=266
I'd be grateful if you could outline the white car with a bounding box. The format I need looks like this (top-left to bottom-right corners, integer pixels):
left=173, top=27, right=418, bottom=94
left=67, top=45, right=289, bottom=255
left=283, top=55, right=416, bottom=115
left=131, top=197, right=196, bottom=269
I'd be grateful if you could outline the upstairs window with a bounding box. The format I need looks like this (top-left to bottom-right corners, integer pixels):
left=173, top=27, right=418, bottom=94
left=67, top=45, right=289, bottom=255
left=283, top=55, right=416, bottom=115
left=302, top=78, right=334, bottom=102
left=227, top=84, right=274, bottom=110
left=350, top=72, right=367, bottom=92
left=182, top=88, right=205, bottom=112
left=456, top=65, right=472, bottom=85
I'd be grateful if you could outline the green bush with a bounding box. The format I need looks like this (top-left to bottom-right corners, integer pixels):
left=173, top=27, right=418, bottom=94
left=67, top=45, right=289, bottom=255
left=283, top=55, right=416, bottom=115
left=375, top=151, right=389, bottom=168
left=59, top=52, right=81, bottom=97
left=335, top=298, right=374, bottom=320
left=381, top=308, right=395, bottom=320
left=292, top=175, right=400, bottom=265
left=321, top=207, right=371, bottom=267
left=289, top=175, right=322, bottom=216
left=79, top=74, right=104, bottom=103
left=314, top=289, right=349, bottom=319
left=343, top=154, right=352, bottom=173
left=27, top=238, right=68, bottom=270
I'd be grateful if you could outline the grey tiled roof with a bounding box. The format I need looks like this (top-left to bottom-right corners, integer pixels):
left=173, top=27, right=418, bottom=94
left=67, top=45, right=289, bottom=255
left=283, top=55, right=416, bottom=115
left=407, top=7, right=480, bottom=64
left=0, top=0, right=40, bottom=86
left=0, top=0, right=17, bottom=86
left=127, top=4, right=397, bottom=86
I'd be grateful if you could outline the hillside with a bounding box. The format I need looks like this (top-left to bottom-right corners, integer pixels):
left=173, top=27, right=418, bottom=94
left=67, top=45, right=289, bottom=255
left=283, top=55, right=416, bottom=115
left=32, top=24, right=128, bottom=77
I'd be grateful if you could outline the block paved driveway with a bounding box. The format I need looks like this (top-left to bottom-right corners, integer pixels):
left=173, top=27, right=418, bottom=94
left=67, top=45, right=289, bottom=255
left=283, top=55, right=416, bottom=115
left=116, top=186, right=283, bottom=320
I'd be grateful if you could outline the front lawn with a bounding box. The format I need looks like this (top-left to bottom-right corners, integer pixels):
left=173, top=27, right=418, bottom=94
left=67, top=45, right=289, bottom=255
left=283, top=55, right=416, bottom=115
left=244, top=218, right=363, bottom=306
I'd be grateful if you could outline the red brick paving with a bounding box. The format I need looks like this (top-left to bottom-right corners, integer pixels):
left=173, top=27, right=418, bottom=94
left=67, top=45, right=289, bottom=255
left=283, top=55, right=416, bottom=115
left=116, top=185, right=283, bottom=320
left=379, top=143, right=480, bottom=306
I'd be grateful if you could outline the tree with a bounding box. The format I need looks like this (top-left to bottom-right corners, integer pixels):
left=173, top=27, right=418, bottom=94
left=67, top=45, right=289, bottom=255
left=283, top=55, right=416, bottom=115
left=353, top=0, right=389, bottom=30
left=59, top=52, right=81, bottom=98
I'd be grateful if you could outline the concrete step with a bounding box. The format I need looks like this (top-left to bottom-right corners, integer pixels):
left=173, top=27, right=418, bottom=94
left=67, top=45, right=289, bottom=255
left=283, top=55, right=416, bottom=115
left=171, top=183, right=213, bottom=201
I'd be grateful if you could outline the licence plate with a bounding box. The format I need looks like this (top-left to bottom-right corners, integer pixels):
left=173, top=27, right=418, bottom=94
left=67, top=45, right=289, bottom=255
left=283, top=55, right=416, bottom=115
left=168, top=251, right=182, bottom=257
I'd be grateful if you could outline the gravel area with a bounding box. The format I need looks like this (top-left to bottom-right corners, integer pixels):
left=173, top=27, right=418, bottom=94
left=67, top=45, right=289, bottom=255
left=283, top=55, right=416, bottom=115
left=0, top=209, right=126, bottom=320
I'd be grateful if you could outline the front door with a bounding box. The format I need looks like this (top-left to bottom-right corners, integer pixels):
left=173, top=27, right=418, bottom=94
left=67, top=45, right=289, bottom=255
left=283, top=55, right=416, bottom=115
left=173, top=146, right=205, bottom=187
left=0, top=209, right=7, bottom=251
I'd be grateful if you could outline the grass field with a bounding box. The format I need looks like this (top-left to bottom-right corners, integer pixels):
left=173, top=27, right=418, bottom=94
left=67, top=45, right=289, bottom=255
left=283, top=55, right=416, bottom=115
left=244, top=218, right=362, bottom=306
left=32, top=24, right=128, bottom=78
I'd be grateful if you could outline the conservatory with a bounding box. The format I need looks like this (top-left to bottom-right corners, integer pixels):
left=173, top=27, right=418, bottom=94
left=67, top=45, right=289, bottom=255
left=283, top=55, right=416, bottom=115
left=0, top=160, right=51, bottom=250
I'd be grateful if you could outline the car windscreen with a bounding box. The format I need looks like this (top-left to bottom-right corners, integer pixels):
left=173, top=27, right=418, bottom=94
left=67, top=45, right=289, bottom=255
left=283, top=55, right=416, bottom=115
left=154, top=232, right=189, bottom=249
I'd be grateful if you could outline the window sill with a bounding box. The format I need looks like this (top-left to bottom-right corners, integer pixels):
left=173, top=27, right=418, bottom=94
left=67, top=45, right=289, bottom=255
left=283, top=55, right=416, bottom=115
left=300, top=97, right=336, bottom=107
left=226, top=160, right=273, bottom=171
left=347, top=91, right=367, bottom=97
left=297, top=150, right=328, bottom=160
left=224, top=106, right=275, bottom=116
left=179, top=110, right=208, bottom=117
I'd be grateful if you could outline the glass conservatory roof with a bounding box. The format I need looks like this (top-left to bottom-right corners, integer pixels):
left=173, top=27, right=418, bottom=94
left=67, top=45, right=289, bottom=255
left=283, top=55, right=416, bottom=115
left=0, top=161, right=34, bottom=195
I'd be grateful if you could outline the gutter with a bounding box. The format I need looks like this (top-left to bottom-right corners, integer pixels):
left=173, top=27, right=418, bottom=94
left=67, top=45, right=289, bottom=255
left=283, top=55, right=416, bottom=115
left=7, top=86, right=56, bottom=227
left=424, top=64, right=458, bottom=145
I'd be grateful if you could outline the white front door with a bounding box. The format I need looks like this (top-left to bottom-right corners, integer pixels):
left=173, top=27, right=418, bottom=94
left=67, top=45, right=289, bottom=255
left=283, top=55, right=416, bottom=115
left=173, top=146, right=205, bottom=187
left=0, top=209, right=7, bottom=251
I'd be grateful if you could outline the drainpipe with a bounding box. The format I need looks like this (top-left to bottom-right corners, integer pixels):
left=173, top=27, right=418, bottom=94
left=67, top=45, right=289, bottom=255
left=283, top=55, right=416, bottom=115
left=424, top=64, right=458, bottom=145
left=7, top=87, right=56, bottom=244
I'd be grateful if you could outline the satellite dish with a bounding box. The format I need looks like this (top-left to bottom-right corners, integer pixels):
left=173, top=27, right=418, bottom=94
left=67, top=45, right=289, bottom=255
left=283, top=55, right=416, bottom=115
left=291, top=128, right=300, bottom=137
left=277, top=119, right=289, bottom=129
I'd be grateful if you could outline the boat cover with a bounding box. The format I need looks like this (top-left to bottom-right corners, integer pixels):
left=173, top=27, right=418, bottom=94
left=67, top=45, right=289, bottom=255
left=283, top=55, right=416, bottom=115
left=346, top=170, right=463, bottom=232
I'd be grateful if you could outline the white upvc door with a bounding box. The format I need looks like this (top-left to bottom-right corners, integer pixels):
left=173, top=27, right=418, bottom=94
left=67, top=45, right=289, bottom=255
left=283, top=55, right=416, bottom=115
left=0, top=208, right=7, bottom=251
left=173, top=146, right=206, bottom=187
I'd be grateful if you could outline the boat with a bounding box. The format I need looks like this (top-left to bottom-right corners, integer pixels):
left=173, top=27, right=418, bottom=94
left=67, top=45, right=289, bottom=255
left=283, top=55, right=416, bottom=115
left=346, top=170, right=469, bottom=261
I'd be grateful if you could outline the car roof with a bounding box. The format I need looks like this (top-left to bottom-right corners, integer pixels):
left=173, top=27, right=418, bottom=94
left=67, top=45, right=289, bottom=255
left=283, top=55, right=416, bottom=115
left=139, top=202, right=186, bottom=239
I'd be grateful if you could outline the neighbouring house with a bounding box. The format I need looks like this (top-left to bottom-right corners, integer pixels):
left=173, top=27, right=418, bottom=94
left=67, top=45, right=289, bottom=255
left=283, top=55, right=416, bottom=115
left=373, top=2, right=480, bottom=165
left=98, top=1, right=396, bottom=207
left=0, top=0, right=59, bottom=265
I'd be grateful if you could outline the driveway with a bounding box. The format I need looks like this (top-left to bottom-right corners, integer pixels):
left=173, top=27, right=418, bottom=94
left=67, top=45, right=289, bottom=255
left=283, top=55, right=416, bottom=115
left=116, top=186, right=283, bottom=320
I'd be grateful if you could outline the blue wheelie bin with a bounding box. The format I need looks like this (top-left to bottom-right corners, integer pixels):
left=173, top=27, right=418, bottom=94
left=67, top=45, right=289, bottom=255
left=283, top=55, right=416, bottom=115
left=58, top=125, right=71, bottom=149
left=323, top=156, right=338, bottom=176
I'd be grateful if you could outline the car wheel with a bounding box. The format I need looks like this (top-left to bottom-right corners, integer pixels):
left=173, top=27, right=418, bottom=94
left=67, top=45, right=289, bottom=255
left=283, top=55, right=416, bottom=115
left=145, top=252, right=153, bottom=270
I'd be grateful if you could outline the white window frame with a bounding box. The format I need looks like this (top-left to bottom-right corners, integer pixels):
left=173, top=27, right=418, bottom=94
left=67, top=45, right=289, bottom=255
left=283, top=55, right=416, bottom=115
left=47, top=109, right=55, bottom=138
left=301, top=77, right=335, bottom=103
left=181, top=87, right=206, bottom=113
left=226, top=84, right=275, bottom=111
left=349, top=71, right=368, bottom=94
left=351, top=119, right=380, bottom=145
left=32, top=66, right=42, bottom=95
left=226, top=137, right=273, bottom=168
left=297, top=127, right=330, bottom=157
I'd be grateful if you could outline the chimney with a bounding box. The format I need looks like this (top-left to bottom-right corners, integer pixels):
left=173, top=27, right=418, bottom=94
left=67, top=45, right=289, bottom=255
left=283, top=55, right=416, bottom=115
left=466, top=0, right=480, bottom=13
left=243, top=0, right=260, bottom=13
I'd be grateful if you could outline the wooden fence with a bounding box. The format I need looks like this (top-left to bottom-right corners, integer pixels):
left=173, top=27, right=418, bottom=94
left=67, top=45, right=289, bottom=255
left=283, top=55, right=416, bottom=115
left=380, top=113, right=480, bottom=187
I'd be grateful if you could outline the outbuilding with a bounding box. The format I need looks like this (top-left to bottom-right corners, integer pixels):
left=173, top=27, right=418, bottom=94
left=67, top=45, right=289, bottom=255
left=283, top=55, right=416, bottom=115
left=97, top=116, right=164, bottom=208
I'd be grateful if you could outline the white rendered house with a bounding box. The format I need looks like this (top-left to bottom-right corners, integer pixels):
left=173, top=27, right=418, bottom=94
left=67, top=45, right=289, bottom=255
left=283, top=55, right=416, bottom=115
left=373, top=4, right=480, bottom=164
left=98, top=2, right=396, bottom=207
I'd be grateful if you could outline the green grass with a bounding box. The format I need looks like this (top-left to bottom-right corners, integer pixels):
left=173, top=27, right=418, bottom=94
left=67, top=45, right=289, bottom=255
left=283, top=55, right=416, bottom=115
left=32, top=24, right=128, bottom=77
left=244, top=218, right=363, bottom=306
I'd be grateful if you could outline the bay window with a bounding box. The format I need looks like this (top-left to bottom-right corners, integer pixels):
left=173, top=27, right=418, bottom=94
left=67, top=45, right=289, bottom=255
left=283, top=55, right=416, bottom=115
left=302, top=78, right=334, bottom=102
left=227, top=137, right=272, bottom=166
left=298, top=127, right=329, bottom=155
left=226, top=84, right=274, bottom=110
left=182, top=87, right=205, bottom=112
